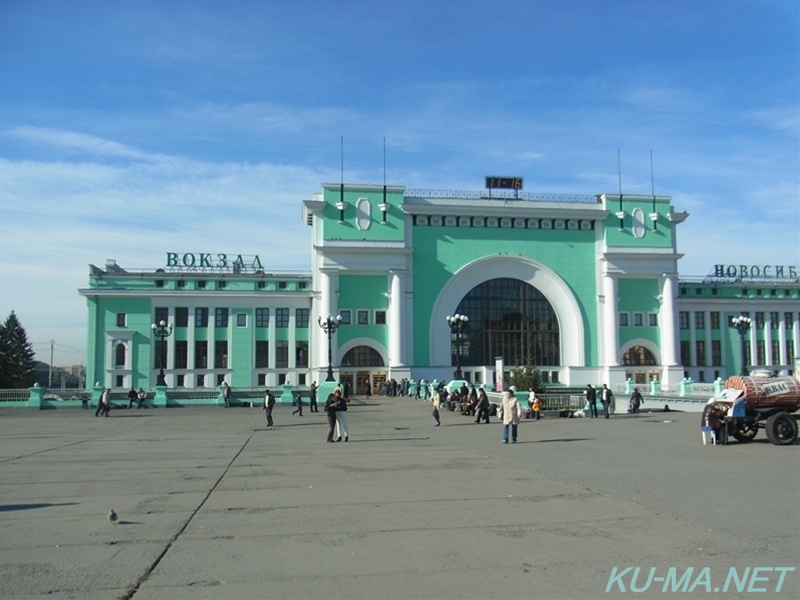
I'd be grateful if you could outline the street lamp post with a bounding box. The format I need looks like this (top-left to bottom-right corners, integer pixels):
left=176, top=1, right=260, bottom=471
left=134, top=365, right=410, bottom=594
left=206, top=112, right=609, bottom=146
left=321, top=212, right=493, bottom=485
left=150, top=320, right=173, bottom=386
left=446, top=313, right=469, bottom=380
left=731, top=315, right=752, bottom=377
left=317, top=314, right=342, bottom=382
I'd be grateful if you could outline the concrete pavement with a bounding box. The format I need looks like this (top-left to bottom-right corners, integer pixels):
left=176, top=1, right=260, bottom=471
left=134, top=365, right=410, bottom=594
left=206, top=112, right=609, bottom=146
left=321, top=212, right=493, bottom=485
left=0, top=398, right=797, bottom=599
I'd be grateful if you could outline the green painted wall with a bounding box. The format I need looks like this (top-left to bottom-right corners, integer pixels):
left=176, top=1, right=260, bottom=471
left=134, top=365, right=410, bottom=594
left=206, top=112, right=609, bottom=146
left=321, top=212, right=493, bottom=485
left=338, top=274, right=389, bottom=349
left=322, top=186, right=405, bottom=242
left=411, top=226, right=599, bottom=367
left=618, top=278, right=661, bottom=348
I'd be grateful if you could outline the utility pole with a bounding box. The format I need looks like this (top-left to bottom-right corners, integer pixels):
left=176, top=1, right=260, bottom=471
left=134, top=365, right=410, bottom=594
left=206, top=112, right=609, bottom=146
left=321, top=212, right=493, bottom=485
left=49, top=340, right=54, bottom=388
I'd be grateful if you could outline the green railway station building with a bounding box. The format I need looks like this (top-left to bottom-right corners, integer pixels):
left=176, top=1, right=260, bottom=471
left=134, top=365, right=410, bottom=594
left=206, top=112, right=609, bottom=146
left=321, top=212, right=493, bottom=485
left=79, top=183, right=800, bottom=395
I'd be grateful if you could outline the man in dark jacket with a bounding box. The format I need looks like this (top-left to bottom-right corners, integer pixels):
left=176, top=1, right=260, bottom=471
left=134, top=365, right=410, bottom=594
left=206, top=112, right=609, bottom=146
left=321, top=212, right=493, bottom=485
left=585, top=384, right=598, bottom=418
left=474, top=388, right=490, bottom=424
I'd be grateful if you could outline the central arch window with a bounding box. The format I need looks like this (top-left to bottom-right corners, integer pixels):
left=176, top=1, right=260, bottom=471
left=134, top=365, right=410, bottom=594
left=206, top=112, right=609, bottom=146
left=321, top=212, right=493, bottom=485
left=454, top=278, right=560, bottom=367
left=341, top=346, right=385, bottom=367
left=622, top=346, right=657, bottom=365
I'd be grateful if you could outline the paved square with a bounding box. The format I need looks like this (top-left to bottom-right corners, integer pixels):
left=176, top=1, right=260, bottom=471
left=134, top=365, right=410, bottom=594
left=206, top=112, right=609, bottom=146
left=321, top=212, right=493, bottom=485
left=0, top=399, right=797, bottom=599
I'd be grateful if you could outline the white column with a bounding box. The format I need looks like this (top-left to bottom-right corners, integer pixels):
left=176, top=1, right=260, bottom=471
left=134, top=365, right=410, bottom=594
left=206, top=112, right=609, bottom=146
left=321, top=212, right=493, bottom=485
left=688, top=311, right=697, bottom=372
left=317, top=269, right=338, bottom=375
left=765, top=314, right=774, bottom=366
left=703, top=310, right=711, bottom=369
left=660, top=275, right=679, bottom=366
left=389, top=270, right=406, bottom=368
left=778, top=314, right=787, bottom=369
left=602, top=273, right=619, bottom=366
left=794, top=315, right=800, bottom=364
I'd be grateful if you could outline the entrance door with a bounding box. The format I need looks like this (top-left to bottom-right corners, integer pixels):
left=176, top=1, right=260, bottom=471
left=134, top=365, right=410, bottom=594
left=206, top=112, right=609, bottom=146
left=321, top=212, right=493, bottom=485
left=356, top=371, right=371, bottom=396
left=372, top=373, right=386, bottom=396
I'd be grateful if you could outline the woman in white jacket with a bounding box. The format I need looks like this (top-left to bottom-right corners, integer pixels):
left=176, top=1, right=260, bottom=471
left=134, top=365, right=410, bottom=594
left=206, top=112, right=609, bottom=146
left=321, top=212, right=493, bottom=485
left=501, top=386, right=521, bottom=443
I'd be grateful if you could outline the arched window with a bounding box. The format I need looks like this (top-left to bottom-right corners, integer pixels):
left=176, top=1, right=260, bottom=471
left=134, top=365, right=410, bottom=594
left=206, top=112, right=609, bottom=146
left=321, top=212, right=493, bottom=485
left=340, top=346, right=385, bottom=367
left=454, top=278, right=560, bottom=367
left=622, top=346, right=657, bottom=366
left=114, top=343, right=126, bottom=367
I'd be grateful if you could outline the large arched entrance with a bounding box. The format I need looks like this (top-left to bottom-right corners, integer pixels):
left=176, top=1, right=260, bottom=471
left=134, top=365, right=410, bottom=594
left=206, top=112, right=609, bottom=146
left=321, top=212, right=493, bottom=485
left=454, top=278, right=560, bottom=367
left=339, top=344, right=386, bottom=396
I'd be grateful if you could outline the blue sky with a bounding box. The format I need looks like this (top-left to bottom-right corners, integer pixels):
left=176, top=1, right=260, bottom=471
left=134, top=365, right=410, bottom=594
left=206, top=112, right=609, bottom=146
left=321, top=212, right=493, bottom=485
left=1, top=0, right=798, bottom=366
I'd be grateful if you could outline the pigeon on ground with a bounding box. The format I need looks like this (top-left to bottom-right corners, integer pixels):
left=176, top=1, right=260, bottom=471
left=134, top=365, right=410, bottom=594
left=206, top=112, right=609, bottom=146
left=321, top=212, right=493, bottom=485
left=108, top=508, right=118, bottom=524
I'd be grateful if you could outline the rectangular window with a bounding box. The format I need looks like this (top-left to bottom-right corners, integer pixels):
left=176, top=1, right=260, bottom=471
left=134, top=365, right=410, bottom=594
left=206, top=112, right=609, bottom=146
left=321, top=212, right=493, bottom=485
left=278, top=281, right=287, bottom=289
left=299, top=281, right=308, bottom=289
left=257, top=373, right=266, bottom=386
left=619, top=313, right=629, bottom=327
left=214, top=341, right=228, bottom=368
left=216, top=374, right=226, bottom=386
left=116, top=374, right=124, bottom=387
left=278, top=373, right=287, bottom=385
left=176, top=374, right=185, bottom=387
left=756, top=340, right=765, bottom=365
left=175, top=341, right=188, bottom=369
left=237, top=313, right=247, bottom=327
left=218, top=281, right=227, bottom=289
left=786, top=340, right=795, bottom=365
left=679, top=312, right=689, bottom=330
left=194, top=341, right=208, bottom=368
left=116, top=313, right=126, bottom=327
left=257, top=281, right=266, bottom=289
left=633, top=313, right=643, bottom=327
left=770, top=340, right=780, bottom=365
left=375, top=310, right=387, bottom=325
left=698, top=370, right=705, bottom=383
left=197, top=280, right=207, bottom=289
left=255, top=341, right=269, bottom=368
left=695, top=340, right=705, bottom=366
left=755, top=312, right=764, bottom=329
left=680, top=341, right=691, bottom=366
left=276, top=308, right=289, bottom=328
left=694, top=312, right=705, bottom=330
left=177, top=280, right=186, bottom=289
left=197, top=374, right=205, bottom=387
left=296, top=308, right=309, bottom=328
left=298, top=373, right=306, bottom=385
left=256, top=308, right=269, bottom=327
left=215, top=308, right=229, bottom=328
left=195, top=308, right=209, bottom=328
left=648, top=313, right=658, bottom=327
left=276, top=340, right=289, bottom=368
left=155, top=280, right=164, bottom=288
left=786, top=312, right=794, bottom=329
left=710, top=312, right=720, bottom=330
left=340, top=310, right=351, bottom=325
left=175, top=307, right=189, bottom=327
left=711, top=340, right=722, bottom=366
left=770, top=312, right=779, bottom=329
left=296, top=341, right=309, bottom=367
left=357, top=310, right=369, bottom=325
left=155, top=306, right=168, bottom=324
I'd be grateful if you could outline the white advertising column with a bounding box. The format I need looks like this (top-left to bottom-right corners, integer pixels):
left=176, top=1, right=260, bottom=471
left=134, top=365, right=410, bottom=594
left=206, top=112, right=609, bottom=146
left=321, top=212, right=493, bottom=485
left=388, top=270, right=406, bottom=368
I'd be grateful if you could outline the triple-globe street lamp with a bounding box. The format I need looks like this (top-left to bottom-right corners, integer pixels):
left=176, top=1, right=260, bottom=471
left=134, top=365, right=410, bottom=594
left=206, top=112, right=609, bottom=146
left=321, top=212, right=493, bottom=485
left=150, top=320, right=173, bottom=386
left=446, top=313, right=469, bottom=380
left=317, top=314, right=343, bottom=382
left=731, top=315, right=752, bottom=376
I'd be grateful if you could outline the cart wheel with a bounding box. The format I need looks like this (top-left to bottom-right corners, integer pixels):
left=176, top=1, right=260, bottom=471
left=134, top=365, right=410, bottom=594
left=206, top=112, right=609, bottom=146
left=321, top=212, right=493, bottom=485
left=765, top=412, right=798, bottom=446
left=730, top=419, right=758, bottom=443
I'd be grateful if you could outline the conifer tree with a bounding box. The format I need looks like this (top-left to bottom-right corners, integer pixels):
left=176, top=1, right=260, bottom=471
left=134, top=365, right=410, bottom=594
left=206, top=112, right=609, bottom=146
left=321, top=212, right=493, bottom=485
left=0, top=312, right=37, bottom=388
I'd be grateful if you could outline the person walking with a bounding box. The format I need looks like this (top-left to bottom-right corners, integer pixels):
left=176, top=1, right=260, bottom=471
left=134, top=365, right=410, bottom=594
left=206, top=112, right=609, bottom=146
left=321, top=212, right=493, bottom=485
left=325, top=389, right=342, bottom=442
left=601, top=384, right=613, bottom=419
left=585, top=384, right=598, bottom=418
left=136, top=387, right=147, bottom=409
left=629, top=387, right=643, bottom=414
left=474, top=387, right=490, bottom=423
left=95, top=388, right=110, bottom=417
left=263, top=389, right=275, bottom=426
left=501, top=386, right=521, bottom=443
left=222, top=381, right=231, bottom=408
left=432, top=388, right=442, bottom=426
left=335, top=391, right=349, bottom=442
left=292, top=392, right=303, bottom=417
